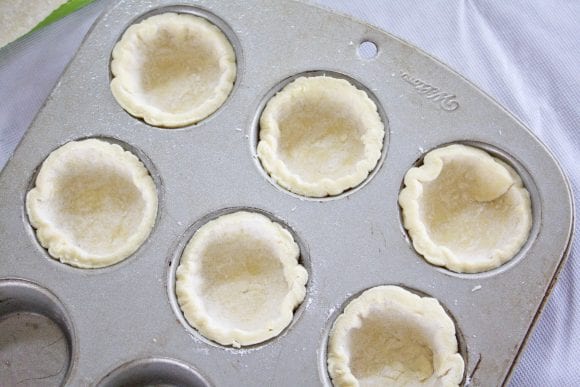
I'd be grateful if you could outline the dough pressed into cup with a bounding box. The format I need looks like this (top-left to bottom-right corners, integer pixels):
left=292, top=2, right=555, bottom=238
left=257, top=76, right=384, bottom=197
left=399, top=144, right=532, bottom=273
left=110, top=12, right=236, bottom=127
left=26, top=139, right=158, bottom=268
left=327, top=286, right=464, bottom=387
left=176, top=211, right=308, bottom=348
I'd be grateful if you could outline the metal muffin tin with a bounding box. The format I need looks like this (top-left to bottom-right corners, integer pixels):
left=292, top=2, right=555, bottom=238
left=0, top=0, right=574, bottom=385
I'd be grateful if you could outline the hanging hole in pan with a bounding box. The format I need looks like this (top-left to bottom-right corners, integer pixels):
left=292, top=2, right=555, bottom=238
left=358, top=40, right=378, bottom=60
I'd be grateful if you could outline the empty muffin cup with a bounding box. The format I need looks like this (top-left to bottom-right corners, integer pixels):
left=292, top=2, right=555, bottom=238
left=97, top=358, right=211, bottom=387
left=0, top=279, right=74, bottom=386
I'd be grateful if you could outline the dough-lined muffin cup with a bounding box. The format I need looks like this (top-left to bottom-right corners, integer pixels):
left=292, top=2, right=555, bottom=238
left=110, top=12, right=236, bottom=128
left=176, top=211, right=308, bottom=348
left=26, top=139, right=158, bottom=268
left=399, top=144, right=532, bottom=273
left=327, top=286, right=464, bottom=387
left=257, top=76, right=384, bottom=197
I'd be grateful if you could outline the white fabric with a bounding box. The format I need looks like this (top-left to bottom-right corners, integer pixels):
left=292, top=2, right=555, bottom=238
left=0, top=0, right=578, bottom=385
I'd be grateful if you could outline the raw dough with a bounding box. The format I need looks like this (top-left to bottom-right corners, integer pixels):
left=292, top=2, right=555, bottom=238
left=399, top=144, right=532, bottom=273
left=257, top=76, right=384, bottom=197
left=110, top=13, right=236, bottom=128
left=0, top=0, right=67, bottom=47
left=26, top=139, right=158, bottom=268
left=327, top=286, right=464, bottom=387
left=176, top=211, right=308, bottom=347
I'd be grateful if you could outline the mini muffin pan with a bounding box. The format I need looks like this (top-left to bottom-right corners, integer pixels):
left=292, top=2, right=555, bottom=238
left=0, top=0, right=574, bottom=386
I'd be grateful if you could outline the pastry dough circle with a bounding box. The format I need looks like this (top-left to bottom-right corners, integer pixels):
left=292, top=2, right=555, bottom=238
left=110, top=12, right=236, bottom=128
left=0, top=0, right=67, bottom=48
left=176, top=211, right=308, bottom=348
left=26, top=139, right=158, bottom=268
left=257, top=76, right=384, bottom=197
left=327, top=286, right=464, bottom=387
left=399, top=144, right=532, bottom=273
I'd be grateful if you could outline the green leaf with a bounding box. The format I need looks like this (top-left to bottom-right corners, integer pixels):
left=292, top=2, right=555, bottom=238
left=32, top=0, right=95, bottom=32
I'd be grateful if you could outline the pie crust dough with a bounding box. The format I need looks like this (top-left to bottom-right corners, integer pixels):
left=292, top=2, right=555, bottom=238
left=399, top=144, right=532, bottom=273
left=176, top=211, right=308, bottom=347
left=26, top=139, right=158, bottom=268
left=110, top=13, right=236, bottom=128
left=257, top=76, right=384, bottom=197
left=0, top=0, right=67, bottom=47
left=327, top=286, right=464, bottom=387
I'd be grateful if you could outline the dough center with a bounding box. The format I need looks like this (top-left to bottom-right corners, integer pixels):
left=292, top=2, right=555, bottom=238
left=199, top=235, right=288, bottom=331
left=348, top=310, right=434, bottom=385
left=421, top=160, right=518, bottom=258
left=53, top=165, right=145, bottom=254
left=277, top=100, right=365, bottom=182
left=139, top=28, right=221, bottom=113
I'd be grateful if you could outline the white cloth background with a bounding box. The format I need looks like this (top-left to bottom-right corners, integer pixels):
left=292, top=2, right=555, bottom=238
left=0, top=1, right=578, bottom=385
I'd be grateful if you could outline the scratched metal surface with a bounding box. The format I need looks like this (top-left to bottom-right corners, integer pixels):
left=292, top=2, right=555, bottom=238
left=0, top=0, right=574, bottom=386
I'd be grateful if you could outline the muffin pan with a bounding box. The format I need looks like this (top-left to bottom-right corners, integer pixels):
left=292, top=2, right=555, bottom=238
left=0, top=0, right=574, bottom=386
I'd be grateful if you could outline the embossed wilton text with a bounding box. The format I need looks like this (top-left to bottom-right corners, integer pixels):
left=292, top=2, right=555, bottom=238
left=400, top=72, right=459, bottom=111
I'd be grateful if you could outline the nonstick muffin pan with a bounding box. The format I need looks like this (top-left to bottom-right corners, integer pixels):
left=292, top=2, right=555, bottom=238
left=0, top=0, right=574, bottom=386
